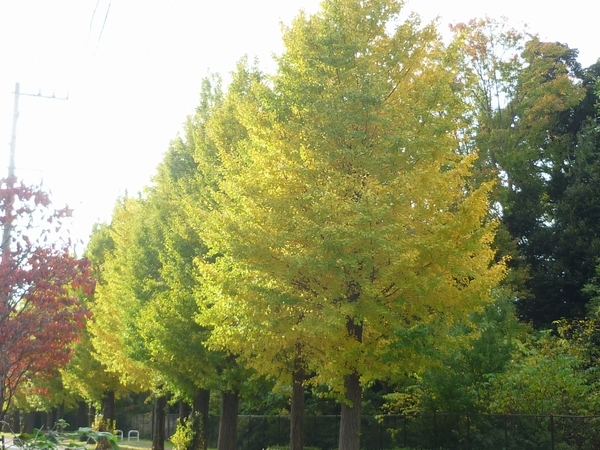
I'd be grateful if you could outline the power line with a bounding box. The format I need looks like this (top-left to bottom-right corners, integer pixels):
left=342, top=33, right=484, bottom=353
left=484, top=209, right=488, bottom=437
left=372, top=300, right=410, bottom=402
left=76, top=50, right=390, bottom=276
left=86, top=0, right=101, bottom=45
left=94, top=0, right=111, bottom=57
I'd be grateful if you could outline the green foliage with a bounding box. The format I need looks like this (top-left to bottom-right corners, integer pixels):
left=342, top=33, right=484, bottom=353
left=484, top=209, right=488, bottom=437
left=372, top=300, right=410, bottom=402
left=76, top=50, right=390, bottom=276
left=73, top=4, right=600, bottom=447
left=384, top=297, right=525, bottom=415
left=455, top=18, right=600, bottom=327
left=90, top=414, right=118, bottom=450
left=60, top=306, right=132, bottom=411
left=13, top=373, right=78, bottom=417
left=487, top=330, right=597, bottom=415
left=0, top=419, right=119, bottom=450
left=197, top=0, right=504, bottom=403
left=170, top=418, right=194, bottom=450
left=91, top=414, right=116, bottom=434
left=87, top=202, right=155, bottom=389
left=170, top=413, right=205, bottom=450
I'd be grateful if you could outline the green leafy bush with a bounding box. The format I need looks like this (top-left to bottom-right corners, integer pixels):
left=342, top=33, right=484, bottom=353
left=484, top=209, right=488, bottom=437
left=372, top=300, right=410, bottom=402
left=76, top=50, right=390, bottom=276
left=170, top=413, right=205, bottom=450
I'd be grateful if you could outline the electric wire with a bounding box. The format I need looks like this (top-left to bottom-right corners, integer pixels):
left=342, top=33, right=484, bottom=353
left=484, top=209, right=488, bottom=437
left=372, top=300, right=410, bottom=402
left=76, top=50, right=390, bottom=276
left=94, top=0, right=111, bottom=57
left=86, top=0, right=101, bottom=45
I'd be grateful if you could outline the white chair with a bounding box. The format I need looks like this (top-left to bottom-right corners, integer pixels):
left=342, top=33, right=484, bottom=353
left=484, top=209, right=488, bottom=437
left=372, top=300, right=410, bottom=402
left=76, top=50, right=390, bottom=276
left=127, top=430, right=139, bottom=441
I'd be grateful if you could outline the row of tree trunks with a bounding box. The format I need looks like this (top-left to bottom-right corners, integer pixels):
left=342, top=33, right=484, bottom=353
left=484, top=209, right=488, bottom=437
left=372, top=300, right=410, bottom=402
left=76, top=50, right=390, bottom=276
left=42, top=406, right=64, bottom=430
left=7, top=400, right=92, bottom=435
left=7, top=389, right=280, bottom=450
left=153, top=390, right=211, bottom=450
left=288, top=326, right=363, bottom=450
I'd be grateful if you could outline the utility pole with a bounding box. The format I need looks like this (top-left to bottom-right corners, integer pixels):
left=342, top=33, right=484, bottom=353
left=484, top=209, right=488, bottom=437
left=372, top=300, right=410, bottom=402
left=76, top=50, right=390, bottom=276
left=7, top=82, right=20, bottom=180
left=1, top=82, right=68, bottom=252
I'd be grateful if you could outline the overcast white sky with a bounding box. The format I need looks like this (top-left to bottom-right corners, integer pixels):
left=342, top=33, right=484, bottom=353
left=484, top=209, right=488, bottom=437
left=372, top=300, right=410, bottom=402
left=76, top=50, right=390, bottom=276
left=0, top=0, right=597, bottom=251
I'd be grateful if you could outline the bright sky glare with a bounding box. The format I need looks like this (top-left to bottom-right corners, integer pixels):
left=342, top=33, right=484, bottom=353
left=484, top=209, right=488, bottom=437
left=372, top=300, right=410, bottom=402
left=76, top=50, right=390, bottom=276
left=0, top=0, right=597, bottom=251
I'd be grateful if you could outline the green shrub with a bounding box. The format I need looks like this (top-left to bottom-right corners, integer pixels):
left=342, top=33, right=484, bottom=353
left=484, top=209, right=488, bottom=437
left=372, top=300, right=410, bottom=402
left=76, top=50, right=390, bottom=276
left=171, top=420, right=194, bottom=450
left=171, top=413, right=205, bottom=450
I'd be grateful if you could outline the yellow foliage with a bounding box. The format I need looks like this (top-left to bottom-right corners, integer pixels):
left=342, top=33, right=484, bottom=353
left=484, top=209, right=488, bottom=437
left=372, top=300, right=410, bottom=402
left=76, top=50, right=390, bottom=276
left=194, top=0, right=505, bottom=396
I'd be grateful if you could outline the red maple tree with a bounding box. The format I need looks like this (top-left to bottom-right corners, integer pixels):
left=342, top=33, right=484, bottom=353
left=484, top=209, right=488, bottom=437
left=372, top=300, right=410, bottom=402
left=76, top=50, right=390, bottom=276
left=0, top=177, right=94, bottom=421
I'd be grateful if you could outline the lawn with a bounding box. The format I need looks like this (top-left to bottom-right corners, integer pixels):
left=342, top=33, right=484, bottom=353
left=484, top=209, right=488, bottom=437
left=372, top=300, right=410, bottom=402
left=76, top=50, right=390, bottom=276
left=0, top=433, right=177, bottom=450
left=118, top=440, right=173, bottom=450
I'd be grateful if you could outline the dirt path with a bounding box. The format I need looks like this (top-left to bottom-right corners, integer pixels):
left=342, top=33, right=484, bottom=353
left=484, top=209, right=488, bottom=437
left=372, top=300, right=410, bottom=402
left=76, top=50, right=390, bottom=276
left=1, top=437, right=19, bottom=450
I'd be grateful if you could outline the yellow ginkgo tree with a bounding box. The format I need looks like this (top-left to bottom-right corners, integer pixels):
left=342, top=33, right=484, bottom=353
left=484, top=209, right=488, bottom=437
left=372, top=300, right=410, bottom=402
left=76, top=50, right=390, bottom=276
left=195, top=1, right=505, bottom=449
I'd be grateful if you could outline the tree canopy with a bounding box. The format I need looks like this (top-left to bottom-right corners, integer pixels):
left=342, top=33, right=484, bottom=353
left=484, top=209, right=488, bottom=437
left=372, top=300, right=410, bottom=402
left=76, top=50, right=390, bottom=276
left=11, top=1, right=600, bottom=448
left=193, top=1, right=505, bottom=448
left=0, top=179, right=93, bottom=421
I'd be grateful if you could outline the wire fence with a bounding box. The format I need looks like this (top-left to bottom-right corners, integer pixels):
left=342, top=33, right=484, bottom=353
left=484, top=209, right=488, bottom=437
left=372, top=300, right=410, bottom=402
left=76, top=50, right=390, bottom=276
left=116, top=412, right=600, bottom=450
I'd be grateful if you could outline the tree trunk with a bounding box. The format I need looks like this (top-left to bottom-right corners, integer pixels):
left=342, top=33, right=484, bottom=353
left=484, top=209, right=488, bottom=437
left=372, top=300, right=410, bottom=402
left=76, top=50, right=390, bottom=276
left=192, top=389, right=210, bottom=450
left=339, top=318, right=363, bottom=450
left=101, top=390, right=116, bottom=423
left=57, top=403, right=64, bottom=431
left=152, top=395, right=167, bottom=450
left=88, top=403, right=96, bottom=426
left=11, top=409, right=21, bottom=433
left=178, top=400, right=191, bottom=424
left=338, top=371, right=362, bottom=450
left=96, top=393, right=116, bottom=450
left=217, top=391, right=239, bottom=450
left=23, top=411, right=35, bottom=433
left=290, top=354, right=305, bottom=450
left=75, top=401, right=88, bottom=428
left=0, top=393, right=5, bottom=425
left=46, top=409, right=56, bottom=429
left=95, top=391, right=116, bottom=450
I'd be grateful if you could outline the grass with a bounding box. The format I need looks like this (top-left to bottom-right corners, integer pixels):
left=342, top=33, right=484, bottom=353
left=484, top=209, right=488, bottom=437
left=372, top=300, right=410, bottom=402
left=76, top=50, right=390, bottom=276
left=0, top=433, right=177, bottom=450
left=0, top=436, right=219, bottom=450
left=118, top=439, right=174, bottom=450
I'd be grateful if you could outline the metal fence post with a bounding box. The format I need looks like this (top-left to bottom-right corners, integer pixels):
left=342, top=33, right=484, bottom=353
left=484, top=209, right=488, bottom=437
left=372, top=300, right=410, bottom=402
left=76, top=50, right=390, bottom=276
left=336, top=415, right=340, bottom=449
left=433, top=412, right=437, bottom=449
left=403, top=415, right=407, bottom=448
left=247, top=416, right=251, bottom=450
left=151, top=407, right=155, bottom=441
left=466, top=413, right=470, bottom=450
left=262, top=416, right=266, bottom=450
left=277, top=415, right=281, bottom=446
left=504, top=414, right=508, bottom=450
left=550, top=415, right=555, bottom=450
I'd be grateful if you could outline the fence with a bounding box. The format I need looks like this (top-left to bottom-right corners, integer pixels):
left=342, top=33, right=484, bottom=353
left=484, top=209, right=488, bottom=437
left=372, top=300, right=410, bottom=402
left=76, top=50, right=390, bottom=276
left=118, top=412, right=600, bottom=450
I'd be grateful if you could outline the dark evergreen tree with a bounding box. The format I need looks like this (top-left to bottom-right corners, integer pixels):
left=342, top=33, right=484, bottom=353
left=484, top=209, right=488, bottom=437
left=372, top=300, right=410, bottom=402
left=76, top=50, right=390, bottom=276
left=516, top=61, right=600, bottom=326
